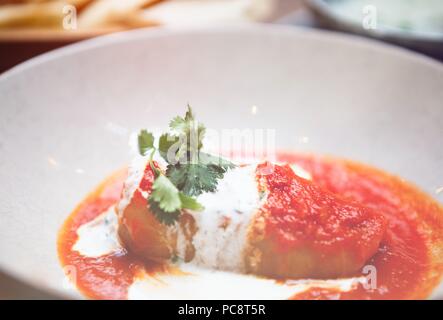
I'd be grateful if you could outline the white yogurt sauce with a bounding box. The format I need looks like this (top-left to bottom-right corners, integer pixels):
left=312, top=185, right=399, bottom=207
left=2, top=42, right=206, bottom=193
left=290, top=163, right=312, bottom=181
left=72, top=205, right=122, bottom=257
left=116, top=154, right=149, bottom=216
left=128, top=264, right=362, bottom=300
left=184, top=164, right=263, bottom=272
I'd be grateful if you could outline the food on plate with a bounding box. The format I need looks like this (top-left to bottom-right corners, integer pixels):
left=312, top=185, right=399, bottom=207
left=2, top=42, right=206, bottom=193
left=118, top=158, right=387, bottom=279
left=58, top=106, right=443, bottom=300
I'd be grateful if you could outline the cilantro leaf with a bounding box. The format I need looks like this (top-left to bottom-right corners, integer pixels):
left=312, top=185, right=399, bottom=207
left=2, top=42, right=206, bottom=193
left=169, top=105, right=196, bottom=132
left=199, top=152, right=236, bottom=171
left=138, top=130, right=155, bottom=156
left=148, top=199, right=181, bottom=226
left=138, top=106, right=235, bottom=226
left=179, top=192, right=204, bottom=211
left=148, top=176, right=203, bottom=225
left=169, top=105, right=206, bottom=151
left=169, top=116, right=188, bottom=134
left=149, top=175, right=181, bottom=212
left=159, top=133, right=180, bottom=163
left=166, top=162, right=227, bottom=197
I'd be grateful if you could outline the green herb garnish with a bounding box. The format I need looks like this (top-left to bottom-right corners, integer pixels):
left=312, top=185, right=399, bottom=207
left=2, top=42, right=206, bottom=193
left=138, top=105, right=235, bottom=225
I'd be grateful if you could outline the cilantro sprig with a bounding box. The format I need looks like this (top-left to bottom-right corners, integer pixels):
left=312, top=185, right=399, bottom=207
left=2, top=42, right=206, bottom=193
left=138, top=106, right=235, bottom=225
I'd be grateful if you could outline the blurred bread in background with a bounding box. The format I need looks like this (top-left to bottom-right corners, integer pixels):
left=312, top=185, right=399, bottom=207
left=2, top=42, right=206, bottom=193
left=0, top=0, right=288, bottom=73
left=0, top=0, right=277, bottom=32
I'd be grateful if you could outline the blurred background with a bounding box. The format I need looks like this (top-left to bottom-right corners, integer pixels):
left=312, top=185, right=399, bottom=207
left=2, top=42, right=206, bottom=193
left=0, top=0, right=442, bottom=73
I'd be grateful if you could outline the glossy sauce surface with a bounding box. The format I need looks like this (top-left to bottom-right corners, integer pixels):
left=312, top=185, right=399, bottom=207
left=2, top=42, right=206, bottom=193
left=257, top=162, right=386, bottom=264
left=58, top=153, right=443, bottom=299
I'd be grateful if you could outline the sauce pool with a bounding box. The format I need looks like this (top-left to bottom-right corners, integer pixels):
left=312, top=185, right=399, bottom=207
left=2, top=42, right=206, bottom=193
left=58, top=153, right=443, bottom=299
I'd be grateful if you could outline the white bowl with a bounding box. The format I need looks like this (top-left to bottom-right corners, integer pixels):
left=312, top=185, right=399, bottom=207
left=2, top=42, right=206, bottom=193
left=1, top=24, right=442, bottom=299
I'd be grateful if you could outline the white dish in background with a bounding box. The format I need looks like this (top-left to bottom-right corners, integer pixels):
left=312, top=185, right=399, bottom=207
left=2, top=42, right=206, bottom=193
left=305, top=0, right=443, bottom=59
left=0, top=24, right=442, bottom=299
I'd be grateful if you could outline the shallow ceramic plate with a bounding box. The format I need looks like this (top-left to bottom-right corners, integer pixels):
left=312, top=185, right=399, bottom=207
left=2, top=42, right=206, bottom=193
left=1, top=24, right=443, bottom=299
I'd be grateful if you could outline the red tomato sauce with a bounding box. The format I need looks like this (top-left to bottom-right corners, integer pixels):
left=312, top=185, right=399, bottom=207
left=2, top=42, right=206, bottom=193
left=58, top=153, right=443, bottom=299
left=57, top=169, right=163, bottom=300
left=256, top=162, right=386, bottom=267
left=279, top=153, right=443, bottom=299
